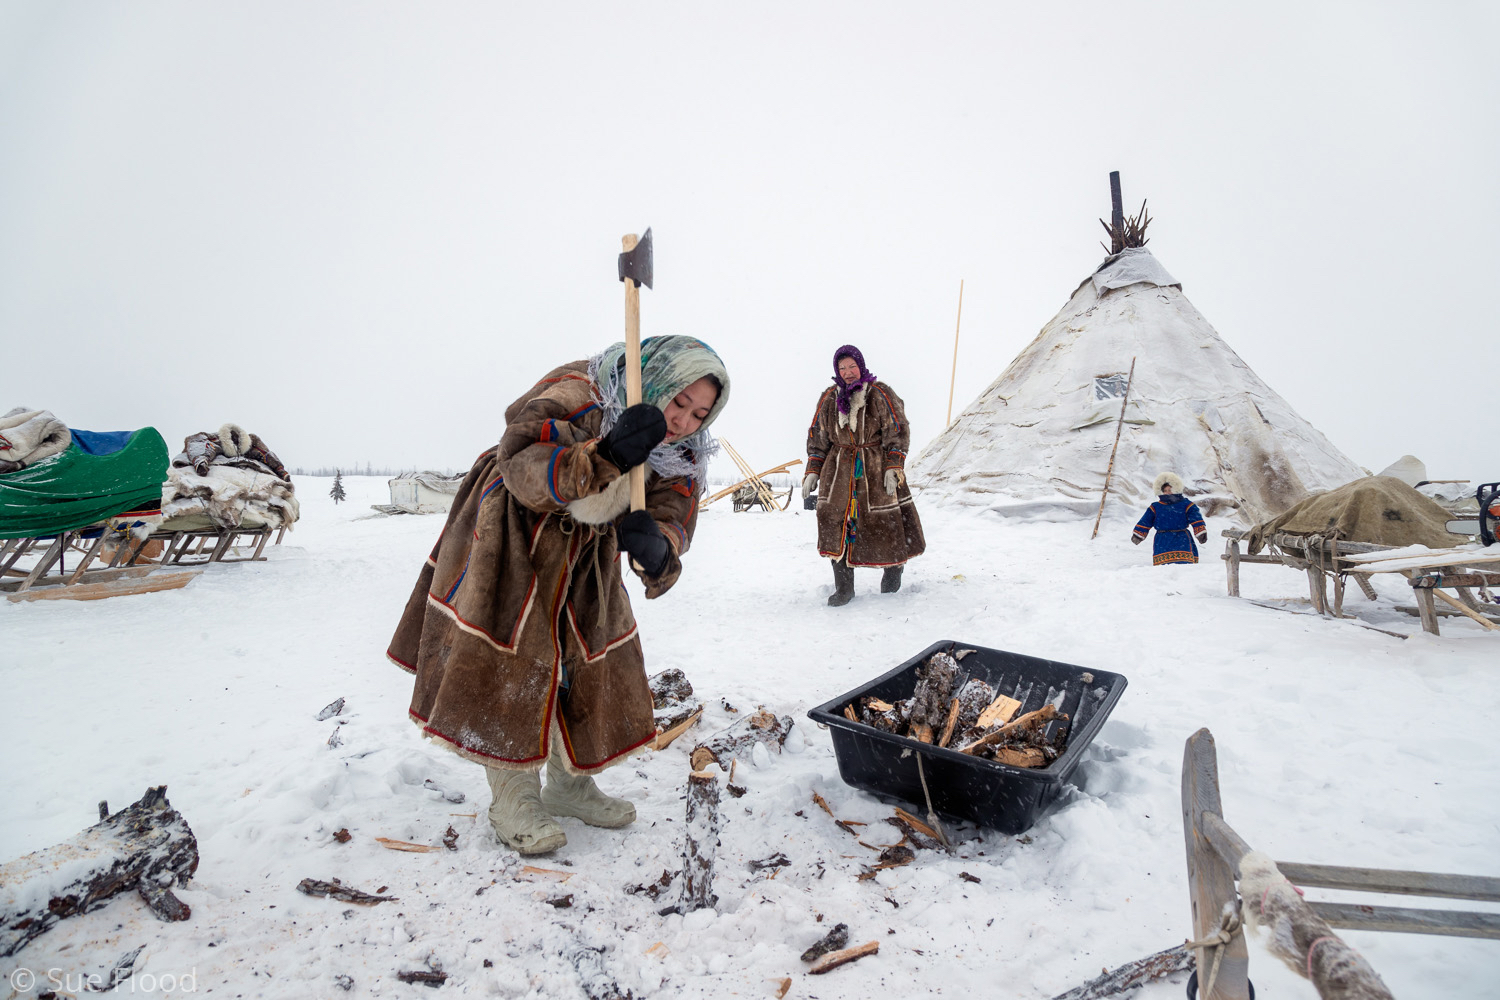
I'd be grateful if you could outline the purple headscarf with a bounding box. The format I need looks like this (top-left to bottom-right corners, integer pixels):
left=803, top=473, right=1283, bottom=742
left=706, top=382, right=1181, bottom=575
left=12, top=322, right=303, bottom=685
left=832, top=345, right=878, bottom=414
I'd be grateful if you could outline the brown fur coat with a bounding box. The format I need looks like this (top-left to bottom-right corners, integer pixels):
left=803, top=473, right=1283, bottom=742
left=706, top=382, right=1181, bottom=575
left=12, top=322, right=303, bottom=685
left=387, top=362, right=700, bottom=774
left=806, top=381, right=925, bottom=566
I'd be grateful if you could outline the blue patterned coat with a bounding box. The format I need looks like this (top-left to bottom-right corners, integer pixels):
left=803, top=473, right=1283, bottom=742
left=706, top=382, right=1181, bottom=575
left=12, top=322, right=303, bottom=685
left=1132, top=494, right=1207, bottom=565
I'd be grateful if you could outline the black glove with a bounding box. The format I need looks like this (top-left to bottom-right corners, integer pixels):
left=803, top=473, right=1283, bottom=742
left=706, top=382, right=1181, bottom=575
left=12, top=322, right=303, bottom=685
left=618, top=510, right=671, bottom=577
left=596, top=404, right=667, bottom=473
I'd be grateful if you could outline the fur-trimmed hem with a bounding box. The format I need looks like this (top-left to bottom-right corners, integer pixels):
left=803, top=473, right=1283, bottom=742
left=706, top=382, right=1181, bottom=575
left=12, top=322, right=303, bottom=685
left=387, top=649, right=417, bottom=675
left=549, top=716, right=654, bottom=777
left=412, top=711, right=547, bottom=773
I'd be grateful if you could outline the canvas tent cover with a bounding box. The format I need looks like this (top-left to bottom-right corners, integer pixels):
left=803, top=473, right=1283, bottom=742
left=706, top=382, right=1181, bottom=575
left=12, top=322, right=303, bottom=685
left=1245, top=476, right=1462, bottom=554
left=913, top=248, right=1365, bottom=523
left=0, top=428, right=169, bottom=539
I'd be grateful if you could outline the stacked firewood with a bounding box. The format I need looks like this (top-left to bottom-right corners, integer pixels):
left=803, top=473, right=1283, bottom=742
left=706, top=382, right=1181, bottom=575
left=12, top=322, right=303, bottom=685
left=842, top=651, right=1070, bottom=768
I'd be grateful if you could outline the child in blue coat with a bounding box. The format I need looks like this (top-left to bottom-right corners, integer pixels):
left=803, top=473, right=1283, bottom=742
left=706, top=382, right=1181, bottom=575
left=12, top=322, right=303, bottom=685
left=1132, top=472, right=1208, bottom=565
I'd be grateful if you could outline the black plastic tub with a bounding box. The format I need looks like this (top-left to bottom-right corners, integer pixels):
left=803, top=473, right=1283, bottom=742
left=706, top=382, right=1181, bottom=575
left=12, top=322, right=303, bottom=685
left=807, top=640, right=1128, bottom=834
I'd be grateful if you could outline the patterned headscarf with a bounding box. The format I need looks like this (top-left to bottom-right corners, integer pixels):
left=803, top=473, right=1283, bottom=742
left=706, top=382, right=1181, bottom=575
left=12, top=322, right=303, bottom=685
left=588, top=335, right=731, bottom=480
left=832, top=345, right=878, bottom=415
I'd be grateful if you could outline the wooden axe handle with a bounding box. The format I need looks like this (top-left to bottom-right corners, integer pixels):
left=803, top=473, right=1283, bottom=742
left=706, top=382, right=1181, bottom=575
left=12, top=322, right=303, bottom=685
left=621, top=234, right=647, bottom=513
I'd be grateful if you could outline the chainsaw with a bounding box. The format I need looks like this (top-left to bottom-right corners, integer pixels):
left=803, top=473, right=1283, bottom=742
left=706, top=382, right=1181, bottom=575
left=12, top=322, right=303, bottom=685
left=1446, top=481, right=1500, bottom=546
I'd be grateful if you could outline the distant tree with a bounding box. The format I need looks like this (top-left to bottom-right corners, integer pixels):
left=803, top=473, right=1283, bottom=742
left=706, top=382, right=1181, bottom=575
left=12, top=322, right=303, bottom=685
left=330, top=470, right=347, bottom=504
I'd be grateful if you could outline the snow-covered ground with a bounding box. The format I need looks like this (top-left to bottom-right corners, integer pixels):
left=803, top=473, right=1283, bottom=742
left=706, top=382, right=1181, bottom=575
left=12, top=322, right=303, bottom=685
left=3, top=476, right=1497, bottom=999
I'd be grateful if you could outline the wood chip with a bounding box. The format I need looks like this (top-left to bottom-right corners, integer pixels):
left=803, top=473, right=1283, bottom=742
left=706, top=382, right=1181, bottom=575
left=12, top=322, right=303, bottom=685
left=976, top=694, right=1022, bottom=729
left=910, top=722, right=934, bottom=744
left=396, top=970, right=447, bottom=985
left=892, top=807, right=940, bottom=843
left=646, top=941, right=669, bottom=959
left=808, top=940, right=879, bottom=974
left=843, top=704, right=858, bottom=723
left=515, top=865, right=573, bottom=882
left=374, top=837, right=440, bottom=853
left=332, top=828, right=351, bottom=844
left=992, top=746, right=1047, bottom=768
left=866, top=698, right=894, bottom=712
left=774, top=977, right=792, bottom=998
left=812, top=792, right=834, bottom=817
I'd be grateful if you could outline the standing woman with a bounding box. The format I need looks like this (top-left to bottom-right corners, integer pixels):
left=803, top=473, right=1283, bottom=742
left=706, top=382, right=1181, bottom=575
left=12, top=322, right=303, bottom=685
left=388, top=336, right=729, bottom=855
left=802, top=345, right=925, bottom=606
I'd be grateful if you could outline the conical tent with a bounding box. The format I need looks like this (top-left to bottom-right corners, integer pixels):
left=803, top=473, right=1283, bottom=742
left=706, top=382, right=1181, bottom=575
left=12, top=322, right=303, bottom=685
left=912, top=248, right=1365, bottom=523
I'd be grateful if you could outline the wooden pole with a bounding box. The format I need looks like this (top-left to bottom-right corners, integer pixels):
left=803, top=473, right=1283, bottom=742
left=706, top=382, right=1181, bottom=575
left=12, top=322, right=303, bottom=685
left=1109, top=171, right=1124, bottom=255
left=945, top=279, right=964, bottom=427
left=1090, top=356, right=1136, bottom=539
left=622, top=233, right=646, bottom=513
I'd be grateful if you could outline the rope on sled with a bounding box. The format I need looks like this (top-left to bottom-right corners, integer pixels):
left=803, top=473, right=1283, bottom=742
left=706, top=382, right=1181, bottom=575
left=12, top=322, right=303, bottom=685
left=1184, top=905, right=1243, bottom=1000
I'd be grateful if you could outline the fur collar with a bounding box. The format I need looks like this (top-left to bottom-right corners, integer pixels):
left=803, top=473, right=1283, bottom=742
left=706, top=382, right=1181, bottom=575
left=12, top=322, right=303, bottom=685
left=567, top=474, right=632, bottom=525
left=836, top=384, right=868, bottom=434
left=219, top=423, right=253, bottom=458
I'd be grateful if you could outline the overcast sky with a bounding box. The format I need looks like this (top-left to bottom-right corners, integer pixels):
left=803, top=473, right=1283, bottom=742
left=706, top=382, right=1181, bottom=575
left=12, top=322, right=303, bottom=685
left=2, top=3, right=1494, bottom=486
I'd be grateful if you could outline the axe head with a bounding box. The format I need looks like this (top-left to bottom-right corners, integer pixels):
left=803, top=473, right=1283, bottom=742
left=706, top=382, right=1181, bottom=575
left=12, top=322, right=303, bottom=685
left=618, top=227, right=653, bottom=289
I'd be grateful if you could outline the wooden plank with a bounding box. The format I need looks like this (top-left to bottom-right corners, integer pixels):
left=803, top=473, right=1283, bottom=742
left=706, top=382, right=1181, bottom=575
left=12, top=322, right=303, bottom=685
left=1275, top=862, right=1500, bottom=902
left=7, top=569, right=201, bottom=603
left=1409, top=572, right=1500, bottom=589
left=1224, top=536, right=1240, bottom=597
left=66, top=531, right=108, bottom=585
left=1309, top=901, right=1500, bottom=940
left=1306, top=566, right=1327, bottom=615
left=0, top=565, right=157, bottom=593
left=16, top=536, right=65, bottom=594
left=1346, top=549, right=1500, bottom=574
left=1200, top=812, right=1252, bottom=872
left=1413, top=586, right=1441, bottom=635
left=1181, top=730, right=1251, bottom=1000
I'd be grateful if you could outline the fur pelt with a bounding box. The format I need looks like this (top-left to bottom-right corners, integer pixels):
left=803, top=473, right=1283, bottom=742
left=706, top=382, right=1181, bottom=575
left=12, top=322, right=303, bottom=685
left=162, top=459, right=300, bottom=529
left=1153, top=471, right=1186, bottom=495
left=0, top=408, right=71, bottom=472
left=566, top=473, right=631, bottom=525
left=218, top=423, right=253, bottom=458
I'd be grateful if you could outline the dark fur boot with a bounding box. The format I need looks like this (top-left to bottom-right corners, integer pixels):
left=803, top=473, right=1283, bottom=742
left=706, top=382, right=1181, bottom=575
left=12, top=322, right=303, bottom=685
left=828, top=558, right=854, bottom=606
left=880, top=565, right=903, bottom=593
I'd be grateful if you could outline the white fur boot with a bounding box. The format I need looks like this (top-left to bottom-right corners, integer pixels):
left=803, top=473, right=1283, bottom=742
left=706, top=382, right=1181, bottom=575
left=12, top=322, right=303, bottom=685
left=486, top=767, right=567, bottom=855
left=539, top=745, right=636, bottom=829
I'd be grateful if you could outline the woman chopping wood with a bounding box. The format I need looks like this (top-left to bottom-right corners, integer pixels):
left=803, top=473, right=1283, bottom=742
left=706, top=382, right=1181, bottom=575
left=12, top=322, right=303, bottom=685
left=388, top=336, right=729, bottom=855
left=802, top=345, right=925, bottom=606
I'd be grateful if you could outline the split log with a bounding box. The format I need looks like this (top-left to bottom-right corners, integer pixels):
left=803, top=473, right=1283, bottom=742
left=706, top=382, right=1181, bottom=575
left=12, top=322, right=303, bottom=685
left=1, top=786, right=198, bottom=957
left=888, top=808, right=942, bottom=850
left=992, top=746, right=1048, bottom=768
left=689, top=710, right=793, bottom=772
left=1048, top=943, right=1193, bottom=1000
left=800, top=922, right=850, bottom=962
left=651, top=702, right=703, bottom=750
left=808, top=940, right=879, bottom=974
left=397, top=969, right=447, bottom=986
left=678, top=769, right=720, bottom=913
left=954, top=679, right=997, bottom=730
left=959, top=704, right=1061, bottom=755
left=937, top=698, right=962, bottom=748
left=976, top=693, right=1022, bottom=729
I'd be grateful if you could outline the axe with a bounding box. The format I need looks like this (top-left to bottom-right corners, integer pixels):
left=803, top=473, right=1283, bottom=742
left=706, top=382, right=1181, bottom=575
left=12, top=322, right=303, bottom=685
left=617, top=228, right=653, bottom=512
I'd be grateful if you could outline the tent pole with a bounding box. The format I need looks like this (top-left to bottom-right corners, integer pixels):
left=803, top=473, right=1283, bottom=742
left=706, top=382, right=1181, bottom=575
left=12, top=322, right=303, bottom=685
left=1091, top=356, right=1136, bottom=540
left=945, top=279, right=964, bottom=427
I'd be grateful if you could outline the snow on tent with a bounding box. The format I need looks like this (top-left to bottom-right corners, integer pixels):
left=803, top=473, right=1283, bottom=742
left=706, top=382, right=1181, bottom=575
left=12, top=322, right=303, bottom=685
left=913, top=203, right=1365, bottom=525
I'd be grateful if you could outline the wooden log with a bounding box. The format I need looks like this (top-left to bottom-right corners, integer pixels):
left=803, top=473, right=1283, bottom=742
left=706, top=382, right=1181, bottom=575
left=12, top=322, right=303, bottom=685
left=1307, top=566, right=1328, bottom=615
left=0, top=786, right=198, bottom=957
left=908, top=652, right=961, bottom=730
left=975, top=693, right=1022, bottom=729
left=648, top=667, right=694, bottom=708
left=689, top=710, right=793, bottom=772
left=296, top=878, right=397, bottom=905
left=1409, top=572, right=1500, bottom=589
left=1180, top=730, right=1251, bottom=1000
left=1353, top=574, right=1379, bottom=601
left=678, top=770, right=720, bottom=913
left=993, top=746, right=1047, bottom=768
left=808, top=940, right=879, bottom=974
left=1049, top=943, right=1193, bottom=1000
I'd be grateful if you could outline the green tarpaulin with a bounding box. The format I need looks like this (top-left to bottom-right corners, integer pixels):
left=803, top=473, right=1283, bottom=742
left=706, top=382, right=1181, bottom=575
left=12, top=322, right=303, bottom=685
left=0, top=428, right=169, bottom=540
